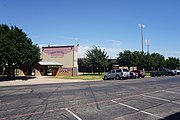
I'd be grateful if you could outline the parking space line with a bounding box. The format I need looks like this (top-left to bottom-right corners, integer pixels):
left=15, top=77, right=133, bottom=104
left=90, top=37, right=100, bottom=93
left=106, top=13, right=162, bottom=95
left=65, top=108, right=82, bottom=120
left=111, top=100, right=139, bottom=111
left=110, top=100, right=163, bottom=119
left=164, top=90, right=180, bottom=95
left=171, top=101, right=180, bottom=105
left=140, top=111, right=163, bottom=118
left=142, top=94, right=180, bottom=105
left=142, top=94, right=171, bottom=102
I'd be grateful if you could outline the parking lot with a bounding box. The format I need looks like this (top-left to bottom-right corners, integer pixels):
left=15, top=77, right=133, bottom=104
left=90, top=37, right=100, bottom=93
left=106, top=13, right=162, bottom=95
left=0, top=76, right=180, bottom=120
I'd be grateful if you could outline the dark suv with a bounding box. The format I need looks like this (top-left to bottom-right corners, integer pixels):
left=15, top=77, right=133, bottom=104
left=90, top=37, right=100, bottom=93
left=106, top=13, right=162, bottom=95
left=131, top=70, right=146, bottom=78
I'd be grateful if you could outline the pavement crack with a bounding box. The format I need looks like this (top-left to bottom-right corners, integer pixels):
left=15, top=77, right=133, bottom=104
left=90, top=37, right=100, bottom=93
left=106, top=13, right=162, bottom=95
left=24, top=85, right=61, bottom=120
left=87, top=82, right=101, bottom=110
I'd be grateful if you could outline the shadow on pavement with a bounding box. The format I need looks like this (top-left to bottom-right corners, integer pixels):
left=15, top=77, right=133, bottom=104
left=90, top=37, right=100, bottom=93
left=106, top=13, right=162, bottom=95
left=0, top=76, right=36, bottom=82
left=159, top=112, right=180, bottom=120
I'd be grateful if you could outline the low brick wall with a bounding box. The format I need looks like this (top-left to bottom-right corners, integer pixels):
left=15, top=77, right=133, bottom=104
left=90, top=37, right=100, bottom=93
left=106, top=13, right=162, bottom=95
left=55, top=67, right=77, bottom=76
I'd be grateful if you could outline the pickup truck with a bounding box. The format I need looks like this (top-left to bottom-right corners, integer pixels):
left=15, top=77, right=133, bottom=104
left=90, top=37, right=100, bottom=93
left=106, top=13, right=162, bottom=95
left=150, top=68, right=176, bottom=77
left=103, top=69, right=129, bottom=80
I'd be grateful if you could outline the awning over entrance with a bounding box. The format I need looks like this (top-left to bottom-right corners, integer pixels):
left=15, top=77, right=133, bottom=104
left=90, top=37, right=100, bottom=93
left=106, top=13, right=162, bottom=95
left=39, top=61, right=63, bottom=66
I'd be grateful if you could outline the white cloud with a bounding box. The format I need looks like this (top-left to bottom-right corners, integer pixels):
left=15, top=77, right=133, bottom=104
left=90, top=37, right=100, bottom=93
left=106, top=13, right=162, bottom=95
left=107, top=39, right=122, bottom=46
left=78, top=45, right=91, bottom=58
left=103, top=47, right=122, bottom=59
left=78, top=45, right=122, bottom=59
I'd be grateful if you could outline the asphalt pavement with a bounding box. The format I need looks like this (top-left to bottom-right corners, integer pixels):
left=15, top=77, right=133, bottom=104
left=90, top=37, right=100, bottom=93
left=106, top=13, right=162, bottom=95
left=0, top=76, right=180, bottom=120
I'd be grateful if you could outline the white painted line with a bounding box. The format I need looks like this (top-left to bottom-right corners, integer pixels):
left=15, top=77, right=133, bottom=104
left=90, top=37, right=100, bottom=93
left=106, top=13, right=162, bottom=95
left=165, top=90, right=180, bottom=95
left=111, top=100, right=163, bottom=119
left=172, top=101, right=180, bottom=105
left=142, top=95, right=171, bottom=102
left=140, top=111, right=164, bottom=119
left=111, top=100, right=118, bottom=104
left=111, top=100, right=139, bottom=111
left=143, top=94, right=180, bottom=105
left=65, top=108, right=82, bottom=120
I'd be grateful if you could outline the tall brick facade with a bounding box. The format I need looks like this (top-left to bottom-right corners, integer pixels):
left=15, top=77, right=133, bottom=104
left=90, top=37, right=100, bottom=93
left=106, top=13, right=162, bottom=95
left=35, top=45, right=79, bottom=76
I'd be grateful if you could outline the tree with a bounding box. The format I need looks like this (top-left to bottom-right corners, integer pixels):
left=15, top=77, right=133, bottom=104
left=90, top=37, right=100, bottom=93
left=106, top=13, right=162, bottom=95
left=150, top=53, right=165, bottom=70
left=0, top=24, right=41, bottom=78
left=116, top=50, right=168, bottom=71
left=131, top=51, right=146, bottom=69
left=117, top=50, right=133, bottom=69
left=85, top=46, right=109, bottom=74
left=165, top=57, right=180, bottom=69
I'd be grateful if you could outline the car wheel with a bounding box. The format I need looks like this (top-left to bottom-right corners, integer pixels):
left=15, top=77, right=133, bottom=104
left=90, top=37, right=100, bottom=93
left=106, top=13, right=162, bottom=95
left=104, top=76, right=108, bottom=80
left=116, top=75, right=120, bottom=80
left=169, top=73, right=172, bottom=76
left=151, top=73, right=155, bottom=77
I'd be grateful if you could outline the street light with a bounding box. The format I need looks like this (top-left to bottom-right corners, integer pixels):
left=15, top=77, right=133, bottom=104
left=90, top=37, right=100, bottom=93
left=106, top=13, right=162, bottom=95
left=138, top=24, right=145, bottom=52
left=146, top=39, right=151, bottom=53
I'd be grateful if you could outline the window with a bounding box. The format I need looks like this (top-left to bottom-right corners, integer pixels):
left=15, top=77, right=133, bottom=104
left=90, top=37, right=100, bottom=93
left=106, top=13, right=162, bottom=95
left=116, top=69, right=121, bottom=73
left=123, top=69, right=129, bottom=72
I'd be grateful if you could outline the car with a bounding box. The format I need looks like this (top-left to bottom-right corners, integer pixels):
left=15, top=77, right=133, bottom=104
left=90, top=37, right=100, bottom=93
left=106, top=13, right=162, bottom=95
left=131, top=70, right=146, bottom=78
left=172, top=69, right=180, bottom=75
left=151, top=68, right=176, bottom=77
left=103, top=69, right=129, bottom=80
left=128, top=71, right=138, bottom=79
left=176, top=70, right=180, bottom=75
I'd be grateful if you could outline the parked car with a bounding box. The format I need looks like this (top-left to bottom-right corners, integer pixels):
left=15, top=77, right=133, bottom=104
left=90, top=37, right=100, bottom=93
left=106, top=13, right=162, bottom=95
left=150, top=68, right=176, bottom=77
left=131, top=70, right=146, bottom=78
left=172, top=69, right=180, bottom=75
left=128, top=72, right=138, bottom=79
left=176, top=70, right=180, bottom=75
left=103, top=69, right=129, bottom=80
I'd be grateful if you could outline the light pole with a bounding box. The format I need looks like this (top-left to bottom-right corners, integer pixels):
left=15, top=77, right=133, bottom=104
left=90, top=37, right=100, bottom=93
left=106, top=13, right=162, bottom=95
left=146, top=39, right=150, bottom=53
left=138, top=24, right=145, bottom=53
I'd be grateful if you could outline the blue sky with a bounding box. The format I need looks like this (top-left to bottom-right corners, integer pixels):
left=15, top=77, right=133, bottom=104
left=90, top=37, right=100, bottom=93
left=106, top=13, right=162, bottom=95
left=0, top=0, right=180, bottom=58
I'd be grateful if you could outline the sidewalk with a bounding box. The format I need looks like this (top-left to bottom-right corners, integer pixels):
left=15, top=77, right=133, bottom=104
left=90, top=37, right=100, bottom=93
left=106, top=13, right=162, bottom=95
left=0, top=76, right=99, bottom=87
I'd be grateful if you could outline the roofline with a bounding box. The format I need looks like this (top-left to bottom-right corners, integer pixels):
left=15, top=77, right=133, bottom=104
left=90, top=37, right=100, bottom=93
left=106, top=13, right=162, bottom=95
left=42, top=45, right=78, bottom=49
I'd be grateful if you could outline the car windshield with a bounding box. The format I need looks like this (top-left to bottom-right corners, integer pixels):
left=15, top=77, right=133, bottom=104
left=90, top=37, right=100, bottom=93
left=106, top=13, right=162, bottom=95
left=116, top=69, right=121, bottom=73
left=123, top=69, right=129, bottom=72
left=165, top=68, right=170, bottom=71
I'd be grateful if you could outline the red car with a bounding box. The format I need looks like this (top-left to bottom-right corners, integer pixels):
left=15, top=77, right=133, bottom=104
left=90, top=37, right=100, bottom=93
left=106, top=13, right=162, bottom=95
left=131, top=70, right=146, bottom=78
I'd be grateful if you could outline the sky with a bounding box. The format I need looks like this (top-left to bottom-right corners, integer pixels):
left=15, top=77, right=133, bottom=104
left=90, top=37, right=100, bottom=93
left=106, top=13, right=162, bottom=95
left=0, top=0, right=180, bottom=58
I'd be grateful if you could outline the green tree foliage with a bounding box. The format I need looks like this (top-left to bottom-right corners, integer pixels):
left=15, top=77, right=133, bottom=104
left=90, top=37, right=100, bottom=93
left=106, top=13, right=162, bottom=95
left=166, top=57, right=180, bottom=69
left=117, top=50, right=133, bottom=68
left=132, top=51, right=146, bottom=69
left=0, top=24, right=41, bottom=77
left=85, top=46, right=109, bottom=74
left=117, top=50, right=169, bottom=70
left=150, top=53, right=165, bottom=69
left=117, top=50, right=147, bottom=69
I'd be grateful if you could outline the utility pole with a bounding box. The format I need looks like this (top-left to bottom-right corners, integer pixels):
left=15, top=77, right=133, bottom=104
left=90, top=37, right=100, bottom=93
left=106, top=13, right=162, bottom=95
left=138, top=24, right=145, bottom=53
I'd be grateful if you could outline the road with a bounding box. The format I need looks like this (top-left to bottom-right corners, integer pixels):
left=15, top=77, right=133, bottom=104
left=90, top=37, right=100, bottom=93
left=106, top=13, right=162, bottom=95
left=0, top=76, right=180, bottom=120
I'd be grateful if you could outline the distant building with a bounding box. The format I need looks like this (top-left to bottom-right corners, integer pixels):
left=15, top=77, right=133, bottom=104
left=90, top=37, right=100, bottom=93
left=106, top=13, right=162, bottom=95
left=19, top=45, right=79, bottom=76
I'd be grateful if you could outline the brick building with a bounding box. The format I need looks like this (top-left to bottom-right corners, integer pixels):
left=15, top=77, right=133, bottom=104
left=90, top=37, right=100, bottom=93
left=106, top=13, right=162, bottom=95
left=19, top=45, right=79, bottom=76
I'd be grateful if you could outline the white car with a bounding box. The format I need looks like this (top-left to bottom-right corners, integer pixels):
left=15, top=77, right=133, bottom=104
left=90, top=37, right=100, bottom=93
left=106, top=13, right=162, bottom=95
left=103, top=69, right=129, bottom=80
left=172, top=69, right=180, bottom=75
left=177, top=70, right=180, bottom=75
